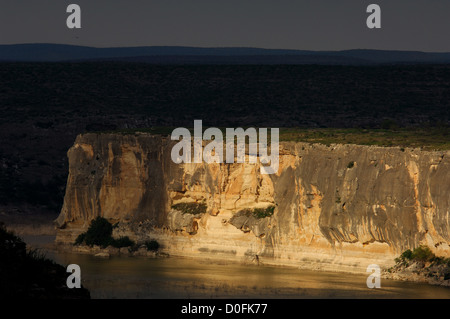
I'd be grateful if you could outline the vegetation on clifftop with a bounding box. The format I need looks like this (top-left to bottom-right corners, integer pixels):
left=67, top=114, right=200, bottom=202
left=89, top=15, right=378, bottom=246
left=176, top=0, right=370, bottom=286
left=279, top=127, right=450, bottom=151
left=104, top=126, right=450, bottom=151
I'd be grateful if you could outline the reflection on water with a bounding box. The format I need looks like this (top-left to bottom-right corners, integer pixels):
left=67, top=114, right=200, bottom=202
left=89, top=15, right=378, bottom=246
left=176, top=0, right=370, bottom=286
left=25, top=236, right=450, bottom=299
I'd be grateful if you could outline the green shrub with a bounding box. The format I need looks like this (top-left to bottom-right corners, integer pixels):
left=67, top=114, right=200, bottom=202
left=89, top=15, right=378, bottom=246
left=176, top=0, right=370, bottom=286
left=347, top=161, right=355, bottom=169
left=110, top=236, right=135, bottom=248
left=145, top=239, right=160, bottom=251
left=400, top=249, right=413, bottom=260
left=395, top=246, right=438, bottom=266
left=411, top=246, right=434, bottom=262
left=74, top=232, right=86, bottom=245
left=171, top=202, right=207, bottom=215
left=74, top=218, right=135, bottom=248
left=444, top=271, right=450, bottom=281
left=252, top=206, right=275, bottom=219
left=430, top=256, right=445, bottom=265
left=83, top=217, right=113, bottom=247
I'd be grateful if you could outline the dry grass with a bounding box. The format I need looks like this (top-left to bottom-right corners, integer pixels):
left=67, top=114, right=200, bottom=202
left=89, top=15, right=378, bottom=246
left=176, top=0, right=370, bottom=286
left=0, top=210, right=57, bottom=236
left=109, top=126, right=450, bottom=151
left=279, top=127, right=450, bottom=151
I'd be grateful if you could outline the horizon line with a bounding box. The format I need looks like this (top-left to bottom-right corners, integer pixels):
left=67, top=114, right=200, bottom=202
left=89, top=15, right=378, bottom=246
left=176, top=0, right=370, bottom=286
left=1, top=43, right=449, bottom=54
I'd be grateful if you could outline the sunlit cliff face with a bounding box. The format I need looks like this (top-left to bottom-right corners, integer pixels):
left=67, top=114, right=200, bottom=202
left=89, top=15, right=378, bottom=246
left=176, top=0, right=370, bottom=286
left=56, top=133, right=450, bottom=272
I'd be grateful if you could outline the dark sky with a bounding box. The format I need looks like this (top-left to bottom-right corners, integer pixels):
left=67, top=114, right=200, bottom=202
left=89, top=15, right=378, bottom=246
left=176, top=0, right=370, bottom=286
left=1, top=0, right=449, bottom=51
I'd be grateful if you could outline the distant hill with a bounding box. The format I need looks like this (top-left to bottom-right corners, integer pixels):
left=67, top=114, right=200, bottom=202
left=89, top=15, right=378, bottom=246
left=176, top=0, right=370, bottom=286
left=2, top=44, right=450, bottom=64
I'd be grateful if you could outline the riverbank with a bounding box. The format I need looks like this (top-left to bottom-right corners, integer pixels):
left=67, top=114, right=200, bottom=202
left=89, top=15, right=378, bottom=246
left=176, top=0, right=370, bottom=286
left=0, top=209, right=57, bottom=237
left=51, top=232, right=450, bottom=289
left=7, top=214, right=450, bottom=292
left=382, top=246, right=450, bottom=287
left=56, top=134, right=450, bottom=280
left=23, top=235, right=450, bottom=299
left=56, top=242, right=169, bottom=259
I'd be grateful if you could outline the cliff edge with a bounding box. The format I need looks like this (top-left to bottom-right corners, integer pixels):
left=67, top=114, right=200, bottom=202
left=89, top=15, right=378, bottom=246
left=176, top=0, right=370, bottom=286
left=55, top=133, right=450, bottom=274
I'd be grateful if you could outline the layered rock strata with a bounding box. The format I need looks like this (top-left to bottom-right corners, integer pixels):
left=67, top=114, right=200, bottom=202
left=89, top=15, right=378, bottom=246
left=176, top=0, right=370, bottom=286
left=55, top=133, right=450, bottom=273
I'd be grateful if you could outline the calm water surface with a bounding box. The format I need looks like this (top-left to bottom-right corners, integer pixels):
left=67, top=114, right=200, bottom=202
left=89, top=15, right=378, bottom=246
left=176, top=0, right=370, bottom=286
left=24, top=235, right=450, bottom=299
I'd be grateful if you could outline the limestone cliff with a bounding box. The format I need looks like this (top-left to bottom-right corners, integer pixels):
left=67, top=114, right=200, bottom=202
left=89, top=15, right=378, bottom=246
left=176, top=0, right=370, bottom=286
left=55, top=133, right=450, bottom=273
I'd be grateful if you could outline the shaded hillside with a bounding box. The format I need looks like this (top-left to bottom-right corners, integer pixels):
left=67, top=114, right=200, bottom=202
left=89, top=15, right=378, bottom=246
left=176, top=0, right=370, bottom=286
left=2, top=63, right=450, bottom=128
left=0, top=223, right=90, bottom=298
left=0, top=62, right=449, bottom=214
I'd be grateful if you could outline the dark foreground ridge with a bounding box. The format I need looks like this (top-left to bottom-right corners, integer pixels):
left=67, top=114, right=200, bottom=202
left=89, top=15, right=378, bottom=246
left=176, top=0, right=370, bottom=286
left=0, top=222, right=90, bottom=299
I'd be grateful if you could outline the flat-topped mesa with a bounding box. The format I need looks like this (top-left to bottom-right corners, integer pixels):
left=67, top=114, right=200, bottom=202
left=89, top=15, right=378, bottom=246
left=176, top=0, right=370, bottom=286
left=55, top=133, right=450, bottom=273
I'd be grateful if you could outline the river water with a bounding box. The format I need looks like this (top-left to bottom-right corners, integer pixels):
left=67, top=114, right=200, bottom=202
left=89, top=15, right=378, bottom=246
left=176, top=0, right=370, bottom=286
left=24, top=235, right=450, bottom=299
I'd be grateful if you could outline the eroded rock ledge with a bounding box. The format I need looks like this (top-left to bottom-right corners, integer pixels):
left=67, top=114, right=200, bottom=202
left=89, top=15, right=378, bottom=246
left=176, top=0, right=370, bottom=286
left=55, top=133, right=450, bottom=274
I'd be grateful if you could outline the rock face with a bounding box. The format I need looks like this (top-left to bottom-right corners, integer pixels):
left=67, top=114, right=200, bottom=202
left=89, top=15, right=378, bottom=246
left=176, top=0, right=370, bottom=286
left=55, top=133, right=450, bottom=273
